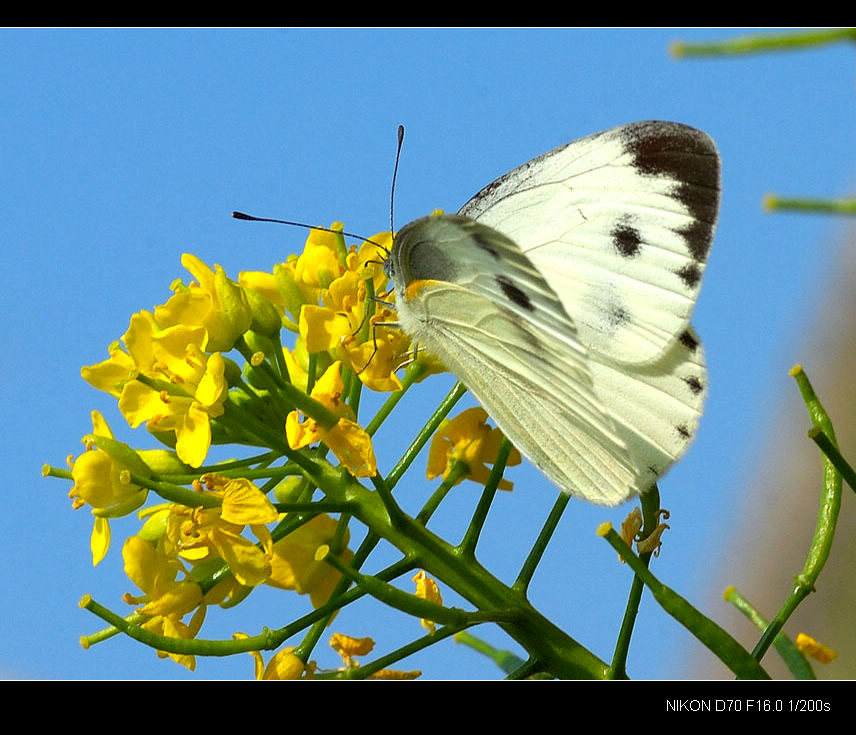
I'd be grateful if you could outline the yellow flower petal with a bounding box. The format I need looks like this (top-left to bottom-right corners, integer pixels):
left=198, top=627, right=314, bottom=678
left=91, top=516, right=111, bottom=566
left=330, top=632, right=374, bottom=665
left=210, top=527, right=271, bottom=587
left=324, top=419, right=377, bottom=478
left=300, top=304, right=351, bottom=353
left=413, top=571, right=443, bottom=635
left=221, top=478, right=279, bottom=526
left=140, top=581, right=204, bottom=618
left=795, top=633, right=838, bottom=663
left=174, top=402, right=213, bottom=468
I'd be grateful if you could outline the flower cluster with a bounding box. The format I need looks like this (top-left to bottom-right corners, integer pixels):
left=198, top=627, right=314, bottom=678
left=51, top=222, right=520, bottom=676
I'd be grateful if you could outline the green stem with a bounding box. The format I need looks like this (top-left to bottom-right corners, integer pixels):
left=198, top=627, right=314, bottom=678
left=384, top=380, right=466, bottom=490
left=608, top=485, right=661, bottom=679
left=218, top=400, right=324, bottom=477
left=126, top=471, right=222, bottom=508
left=459, top=437, right=513, bottom=558
left=724, top=586, right=815, bottom=679
left=809, top=426, right=856, bottom=493
left=341, top=624, right=465, bottom=680
left=369, top=472, right=407, bottom=527
left=80, top=611, right=148, bottom=649
left=764, top=195, right=856, bottom=216
left=598, top=523, right=769, bottom=679
left=269, top=332, right=289, bottom=381
left=312, top=463, right=610, bottom=678
left=416, top=461, right=469, bottom=525
left=320, top=547, right=520, bottom=628
left=235, top=339, right=339, bottom=430
left=752, top=366, right=843, bottom=662
left=671, top=28, right=856, bottom=57
left=42, top=465, right=72, bottom=481
left=454, top=630, right=527, bottom=675
left=364, top=362, right=424, bottom=436
left=80, top=594, right=278, bottom=656
left=513, top=491, right=571, bottom=595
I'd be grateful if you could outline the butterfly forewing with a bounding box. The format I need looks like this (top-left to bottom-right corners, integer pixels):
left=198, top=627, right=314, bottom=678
left=458, top=120, right=720, bottom=366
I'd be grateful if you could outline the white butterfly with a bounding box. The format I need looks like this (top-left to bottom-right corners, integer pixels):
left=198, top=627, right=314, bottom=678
left=384, top=121, right=720, bottom=506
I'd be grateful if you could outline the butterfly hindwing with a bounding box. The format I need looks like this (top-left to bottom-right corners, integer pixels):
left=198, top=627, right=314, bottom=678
left=458, top=120, right=720, bottom=366
left=587, top=326, right=707, bottom=491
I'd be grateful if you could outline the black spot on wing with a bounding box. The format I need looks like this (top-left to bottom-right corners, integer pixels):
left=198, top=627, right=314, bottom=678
left=683, top=375, right=704, bottom=395
left=609, top=303, right=630, bottom=329
left=675, top=424, right=691, bottom=440
left=679, top=330, right=699, bottom=352
left=611, top=218, right=642, bottom=258
left=675, top=263, right=701, bottom=289
left=496, top=274, right=534, bottom=312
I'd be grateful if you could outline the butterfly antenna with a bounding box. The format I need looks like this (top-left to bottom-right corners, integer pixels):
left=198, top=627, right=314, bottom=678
left=232, top=211, right=388, bottom=252
left=390, top=125, right=405, bottom=236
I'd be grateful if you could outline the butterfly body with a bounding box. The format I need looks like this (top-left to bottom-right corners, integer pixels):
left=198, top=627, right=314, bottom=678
left=386, top=121, right=720, bottom=505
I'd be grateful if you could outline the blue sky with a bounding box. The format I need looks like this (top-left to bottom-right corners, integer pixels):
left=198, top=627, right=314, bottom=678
left=3, top=28, right=855, bottom=680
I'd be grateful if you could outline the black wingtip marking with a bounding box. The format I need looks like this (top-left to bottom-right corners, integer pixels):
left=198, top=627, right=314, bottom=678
left=681, top=217, right=715, bottom=264
left=676, top=424, right=691, bottom=440
left=611, top=219, right=642, bottom=258
left=623, top=122, right=719, bottom=185
left=496, top=274, right=534, bottom=311
left=623, top=122, right=720, bottom=266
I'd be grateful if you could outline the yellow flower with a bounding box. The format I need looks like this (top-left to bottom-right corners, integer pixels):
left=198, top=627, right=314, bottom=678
left=285, top=361, right=377, bottom=478
left=345, top=324, right=410, bottom=393
left=165, top=475, right=278, bottom=587
left=81, top=311, right=158, bottom=397
left=122, top=533, right=207, bottom=670
left=118, top=324, right=227, bottom=467
left=287, top=226, right=405, bottom=393
left=266, top=515, right=354, bottom=609
left=233, top=633, right=311, bottom=680
left=155, top=253, right=252, bottom=353
left=294, top=225, right=346, bottom=291
left=69, top=411, right=148, bottom=564
left=261, top=648, right=310, bottom=679
left=83, top=309, right=229, bottom=469
left=413, top=571, right=443, bottom=635
left=426, top=407, right=521, bottom=490
left=123, top=534, right=203, bottom=618
left=795, top=633, right=838, bottom=663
